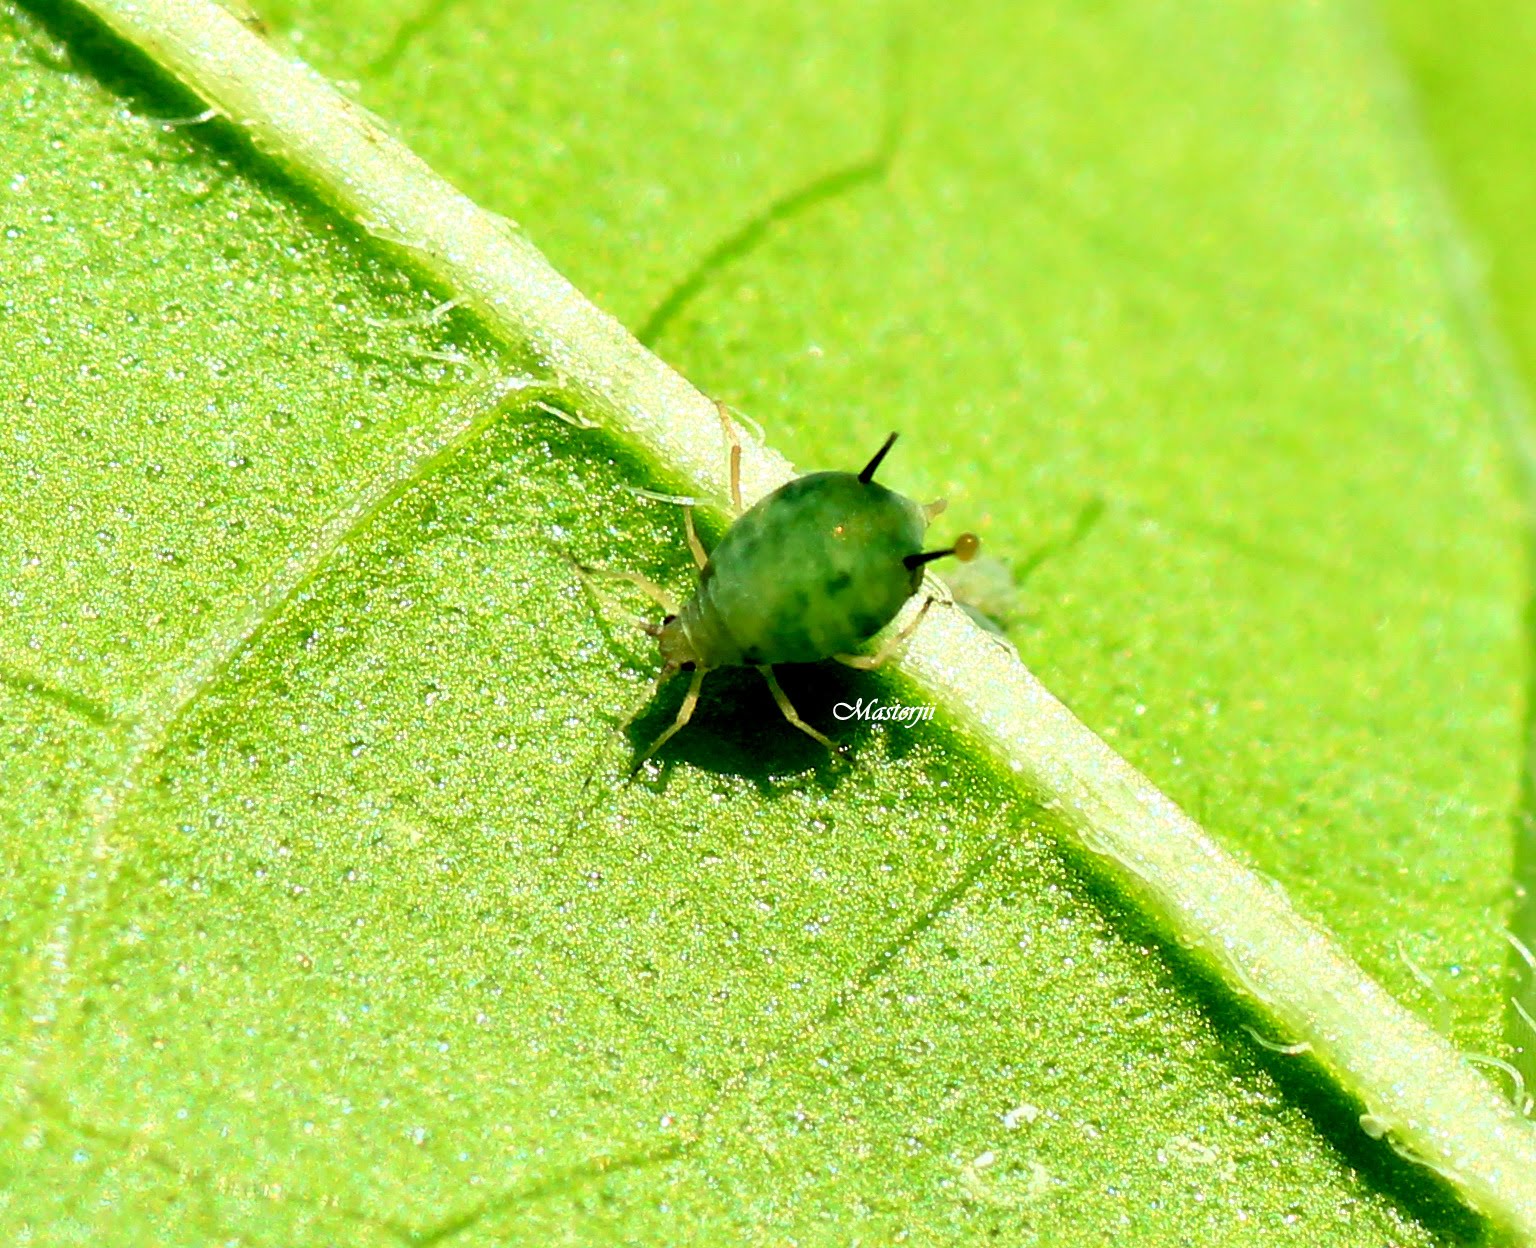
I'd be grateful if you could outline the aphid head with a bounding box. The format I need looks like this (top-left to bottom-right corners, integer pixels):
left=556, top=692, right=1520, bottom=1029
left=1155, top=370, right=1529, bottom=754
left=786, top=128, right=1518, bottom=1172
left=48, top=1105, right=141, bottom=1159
left=655, top=612, right=701, bottom=686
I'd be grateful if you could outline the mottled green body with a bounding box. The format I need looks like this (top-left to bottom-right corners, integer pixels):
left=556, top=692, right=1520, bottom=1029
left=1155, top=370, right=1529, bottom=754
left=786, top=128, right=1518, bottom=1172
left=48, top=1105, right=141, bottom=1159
left=678, top=471, right=926, bottom=666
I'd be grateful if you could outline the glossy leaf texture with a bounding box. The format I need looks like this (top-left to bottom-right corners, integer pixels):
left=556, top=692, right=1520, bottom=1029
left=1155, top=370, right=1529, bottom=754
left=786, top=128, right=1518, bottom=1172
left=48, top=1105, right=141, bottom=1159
left=1, top=0, right=1530, bottom=1243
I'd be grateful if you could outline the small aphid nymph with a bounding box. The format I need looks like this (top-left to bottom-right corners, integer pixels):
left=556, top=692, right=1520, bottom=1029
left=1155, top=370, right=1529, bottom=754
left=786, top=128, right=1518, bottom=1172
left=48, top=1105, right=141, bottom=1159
left=576, top=407, right=977, bottom=770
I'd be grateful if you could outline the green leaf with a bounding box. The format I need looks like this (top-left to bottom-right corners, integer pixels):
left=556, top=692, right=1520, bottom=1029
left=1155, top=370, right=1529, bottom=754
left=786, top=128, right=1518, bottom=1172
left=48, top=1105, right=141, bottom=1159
left=1376, top=0, right=1536, bottom=1088
left=3, top=0, right=1532, bottom=1242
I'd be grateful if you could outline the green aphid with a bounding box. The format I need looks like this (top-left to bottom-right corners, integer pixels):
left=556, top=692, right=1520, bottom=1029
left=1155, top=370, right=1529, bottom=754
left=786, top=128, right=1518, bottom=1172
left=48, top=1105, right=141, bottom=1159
left=576, top=407, right=978, bottom=770
left=945, top=553, right=1022, bottom=640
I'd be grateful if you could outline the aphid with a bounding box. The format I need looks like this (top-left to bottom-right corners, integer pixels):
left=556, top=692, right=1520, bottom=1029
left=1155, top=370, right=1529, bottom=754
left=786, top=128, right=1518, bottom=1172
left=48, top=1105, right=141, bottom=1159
left=945, top=552, right=1021, bottom=641
left=575, top=406, right=978, bottom=770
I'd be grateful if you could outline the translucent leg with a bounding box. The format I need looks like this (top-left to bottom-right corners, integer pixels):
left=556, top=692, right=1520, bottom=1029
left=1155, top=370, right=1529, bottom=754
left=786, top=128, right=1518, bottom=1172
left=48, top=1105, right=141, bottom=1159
left=633, top=666, right=707, bottom=772
left=682, top=506, right=709, bottom=570
left=833, top=597, right=933, bottom=670
left=758, top=666, right=844, bottom=754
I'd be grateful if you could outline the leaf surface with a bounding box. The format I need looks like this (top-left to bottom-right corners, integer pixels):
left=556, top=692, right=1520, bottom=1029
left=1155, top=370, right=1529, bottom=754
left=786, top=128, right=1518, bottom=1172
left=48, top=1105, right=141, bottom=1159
left=1, top=0, right=1529, bottom=1242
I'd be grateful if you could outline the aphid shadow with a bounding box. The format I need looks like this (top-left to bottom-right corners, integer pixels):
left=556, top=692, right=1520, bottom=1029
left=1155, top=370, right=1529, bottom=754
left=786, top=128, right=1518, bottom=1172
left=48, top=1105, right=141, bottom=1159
left=625, top=663, right=923, bottom=792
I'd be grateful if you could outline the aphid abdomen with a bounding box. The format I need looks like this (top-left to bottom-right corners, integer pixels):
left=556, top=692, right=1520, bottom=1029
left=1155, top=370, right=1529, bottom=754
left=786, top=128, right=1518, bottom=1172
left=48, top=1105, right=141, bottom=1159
left=696, top=471, right=927, bottom=666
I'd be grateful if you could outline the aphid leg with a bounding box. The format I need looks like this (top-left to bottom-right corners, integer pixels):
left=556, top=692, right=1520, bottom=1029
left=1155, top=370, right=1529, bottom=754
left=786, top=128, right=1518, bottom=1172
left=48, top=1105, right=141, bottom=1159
left=682, top=506, right=709, bottom=570
left=716, top=400, right=744, bottom=514
left=834, top=597, right=934, bottom=670
left=632, top=666, right=708, bottom=774
left=758, top=666, right=846, bottom=755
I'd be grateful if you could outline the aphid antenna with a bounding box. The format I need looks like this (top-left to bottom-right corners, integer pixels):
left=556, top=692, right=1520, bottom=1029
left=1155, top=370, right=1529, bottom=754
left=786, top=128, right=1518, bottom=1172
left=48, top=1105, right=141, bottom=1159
left=555, top=545, right=672, bottom=635
left=718, top=403, right=766, bottom=445
left=903, top=532, right=980, bottom=570
left=858, top=432, right=900, bottom=484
